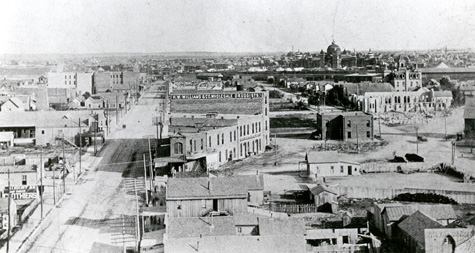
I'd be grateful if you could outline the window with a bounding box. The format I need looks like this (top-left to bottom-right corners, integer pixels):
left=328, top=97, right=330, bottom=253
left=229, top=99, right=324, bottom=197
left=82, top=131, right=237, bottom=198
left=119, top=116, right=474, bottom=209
left=238, top=227, right=242, bottom=233
left=219, top=152, right=222, bottom=162
left=252, top=124, right=254, bottom=134
left=225, top=150, right=228, bottom=160
left=347, top=120, right=351, bottom=127
left=201, top=199, right=206, bottom=208
left=190, top=140, right=193, bottom=152
left=340, top=166, right=344, bottom=173
left=174, top=143, right=183, bottom=154
left=265, top=108, right=267, bottom=116
left=240, top=126, right=242, bottom=136
left=347, top=132, right=352, bottom=139
left=234, top=131, right=236, bottom=141
left=367, top=131, right=370, bottom=138
left=247, top=125, right=249, bottom=135
left=209, top=136, right=212, bottom=147
left=221, top=133, right=224, bottom=144
left=233, top=148, right=236, bottom=158
left=259, top=122, right=261, bottom=132
left=217, top=134, right=219, bottom=145
left=42, top=130, right=45, bottom=134
left=193, top=140, right=196, bottom=152
left=22, top=175, right=27, bottom=185
left=331, top=166, right=334, bottom=174
left=367, top=120, right=370, bottom=127
left=201, top=139, right=204, bottom=150
left=265, top=121, right=268, bottom=130
left=265, top=96, right=267, bottom=104
left=240, top=144, right=243, bottom=156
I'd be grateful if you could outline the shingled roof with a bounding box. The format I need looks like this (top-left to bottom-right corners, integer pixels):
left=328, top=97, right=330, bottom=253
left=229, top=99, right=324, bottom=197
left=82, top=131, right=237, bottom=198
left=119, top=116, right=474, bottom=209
left=166, top=175, right=264, bottom=200
left=397, top=211, right=443, bottom=248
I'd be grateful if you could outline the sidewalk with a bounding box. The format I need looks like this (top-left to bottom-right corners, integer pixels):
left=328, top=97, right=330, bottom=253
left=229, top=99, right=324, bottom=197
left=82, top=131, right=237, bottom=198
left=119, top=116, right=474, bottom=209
left=0, top=152, right=102, bottom=253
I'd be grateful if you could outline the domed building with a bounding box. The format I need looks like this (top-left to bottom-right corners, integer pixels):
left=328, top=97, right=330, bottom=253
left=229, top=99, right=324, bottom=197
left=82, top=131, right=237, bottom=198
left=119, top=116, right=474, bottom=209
left=319, top=40, right=343, bottom=69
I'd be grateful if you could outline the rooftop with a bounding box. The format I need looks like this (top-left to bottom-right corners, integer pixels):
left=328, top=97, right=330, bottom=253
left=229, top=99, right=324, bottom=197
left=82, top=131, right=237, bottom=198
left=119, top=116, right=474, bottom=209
left=382, top=204, right=456, bottom=222
left=306, top=151, right=359, bottom=165
left=397, top=211, right=443, bottom=247
left=166, top=175, right=264, bottom=200
left=0, top=165, right=36, bottom=174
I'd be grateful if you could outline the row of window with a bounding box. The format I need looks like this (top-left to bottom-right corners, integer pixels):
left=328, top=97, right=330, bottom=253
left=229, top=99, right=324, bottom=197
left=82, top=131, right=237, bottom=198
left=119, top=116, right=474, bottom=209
left=346, top=120, right=371, bottom=128
left=347, top=131, right=371, bottom=138
left=239, top=122, right=262, bottom=137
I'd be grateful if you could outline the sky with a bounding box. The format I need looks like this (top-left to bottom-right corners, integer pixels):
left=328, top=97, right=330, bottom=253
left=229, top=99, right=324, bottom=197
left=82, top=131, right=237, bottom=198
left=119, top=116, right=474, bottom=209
left=1, top=0, right=474, bottom=54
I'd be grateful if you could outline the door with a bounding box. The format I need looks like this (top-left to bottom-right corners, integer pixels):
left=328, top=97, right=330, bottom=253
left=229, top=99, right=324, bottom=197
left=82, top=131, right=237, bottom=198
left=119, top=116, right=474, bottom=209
left=348, top=166, right=352, bottom=175
left=213, top=199, right=218, bottom=211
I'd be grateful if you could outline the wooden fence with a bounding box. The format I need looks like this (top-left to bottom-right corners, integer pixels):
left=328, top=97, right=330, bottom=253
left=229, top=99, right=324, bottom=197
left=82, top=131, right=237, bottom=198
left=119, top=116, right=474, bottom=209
left=270, top=203, right=319, bottom=213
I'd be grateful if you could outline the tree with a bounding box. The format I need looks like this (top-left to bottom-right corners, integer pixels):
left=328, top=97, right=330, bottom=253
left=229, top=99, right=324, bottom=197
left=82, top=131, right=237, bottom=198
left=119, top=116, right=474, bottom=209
left=269, top=90, right=283, bottom=98
left=83, top=92, right=91, bottom=99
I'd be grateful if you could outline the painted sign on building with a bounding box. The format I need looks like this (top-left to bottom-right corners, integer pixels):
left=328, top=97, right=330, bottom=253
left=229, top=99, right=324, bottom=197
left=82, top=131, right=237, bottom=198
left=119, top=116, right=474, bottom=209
left=4, top=185, right=37, bottom=199
left=170, top=93, right=263, bottom=100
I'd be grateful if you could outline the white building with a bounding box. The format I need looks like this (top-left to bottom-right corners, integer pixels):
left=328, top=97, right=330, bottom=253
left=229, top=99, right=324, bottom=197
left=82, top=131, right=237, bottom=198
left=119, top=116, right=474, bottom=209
left=303, top=151, right=360, bottom=179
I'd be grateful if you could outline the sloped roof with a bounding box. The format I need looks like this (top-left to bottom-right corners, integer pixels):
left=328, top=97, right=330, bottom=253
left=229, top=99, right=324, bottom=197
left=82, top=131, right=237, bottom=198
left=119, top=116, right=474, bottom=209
left=259, top=218, right=306, bottom=235
left=434, top=91, right=453, bottom=98
left=308, top=184, right=337, bottom=196
left=383, top=204, right=456, bottom=222
left=435, top=62, right=450, bottom=68
left=397, top=211, right=443, bottom=247
left=343, top=82, right=394, bottom=95
left=167, top=217, right=236, bottom=238
left=0, top=111, right=91, bottom=128
left=166, top=175, right=264, bottom=200
left=306, top=151, right=359, bottom=165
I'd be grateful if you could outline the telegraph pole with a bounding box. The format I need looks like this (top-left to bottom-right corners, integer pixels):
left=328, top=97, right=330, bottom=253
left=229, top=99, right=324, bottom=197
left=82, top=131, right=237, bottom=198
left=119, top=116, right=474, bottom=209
left=134, top=179, right=140, bottom=251
left=40, top=147, right=44, bottom=219
left=415, top=126, right=419, bottom=154
left=79, top=117, right=82, bottom=176
left=379, top=117, right=382, bottom=137
left=143, top=154, right=148, bottom=205
left=53, top=162, right=56, bottom=205
left=6, top=168, right=11, bottom=253
left=356, top=125, right=359, bottom=153
left=106, top=100, right=110, bottom=136
left=274, top=133, right=277, bottom=165
left=94, top=120, right=97, bottom=156
left=116, top=93, right=119, bottom=124
left=148, top=138, right=153, bottom=192
left=62, top=133, right=66, bottom=194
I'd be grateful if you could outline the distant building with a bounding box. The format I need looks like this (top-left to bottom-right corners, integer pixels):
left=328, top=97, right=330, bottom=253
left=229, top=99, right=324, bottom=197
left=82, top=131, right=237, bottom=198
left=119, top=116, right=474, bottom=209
left=0, top=97, right=26, bottom=112
left=390, top=69, right=422, bottom=92
left=464, top=98, right=475, bottom=137
left=316, top=111, right=373, bottom=141
left=362, top=88, right=452, bottom=114
left=92, top=71, right=141, bottom=94
left=304, top=151, right=360, bottom=179
left=0, top=165, right=38, bottom=199
left=304, top=183, right=339, bottom=213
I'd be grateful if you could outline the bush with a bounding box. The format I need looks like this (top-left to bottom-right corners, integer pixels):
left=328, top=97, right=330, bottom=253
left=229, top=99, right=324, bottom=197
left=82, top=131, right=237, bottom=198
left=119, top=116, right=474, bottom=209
left=269, top=90, right=283, bottom=98
left=393, top=193, right=458, bottom=204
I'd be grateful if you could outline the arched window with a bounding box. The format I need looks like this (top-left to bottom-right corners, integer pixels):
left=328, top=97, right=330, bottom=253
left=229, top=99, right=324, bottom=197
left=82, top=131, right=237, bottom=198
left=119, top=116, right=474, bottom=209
left=441, top=235, right=456, bottom=253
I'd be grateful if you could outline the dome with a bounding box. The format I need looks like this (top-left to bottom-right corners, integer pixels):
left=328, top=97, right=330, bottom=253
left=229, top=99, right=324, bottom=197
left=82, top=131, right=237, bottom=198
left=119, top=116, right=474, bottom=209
left=327, top=41, right=341, bottom=55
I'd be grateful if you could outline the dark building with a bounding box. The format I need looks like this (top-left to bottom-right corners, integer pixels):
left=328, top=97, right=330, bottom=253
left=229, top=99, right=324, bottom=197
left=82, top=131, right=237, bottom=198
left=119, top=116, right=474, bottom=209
left=317, top=111, right=373, bottom=141
left=464, top=98, right=475, bottom=138
left=93, top=71, right=141, bottom=94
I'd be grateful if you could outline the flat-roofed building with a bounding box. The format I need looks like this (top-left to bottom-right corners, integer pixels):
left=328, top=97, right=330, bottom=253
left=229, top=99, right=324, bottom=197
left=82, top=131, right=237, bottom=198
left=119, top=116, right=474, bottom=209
left=316, top=111, right=373, bottom=141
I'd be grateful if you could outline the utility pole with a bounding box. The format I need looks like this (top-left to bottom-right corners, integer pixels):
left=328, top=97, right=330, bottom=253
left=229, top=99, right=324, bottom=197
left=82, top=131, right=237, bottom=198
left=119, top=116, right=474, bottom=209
left=94, top=120, right=97, bottom=156
left=116, top=93, right=119, bottom=125
left=148, top=138, right=153, bottom=193
left=444, top=113, right=447, bottom=140
left=356, top=125, right=359, bottom=153
left=40, top=147, right=43, bottom=219
left=379, top=117, right=382, bottom=137
left=274, top=133, right=277, bottom=165
left=62, top=133, right=66, bottom=194
left=106, top=100, right=110, bottom=136
left=6, top=168, right=11, bottom=253
left=415, top=126, right=419, bottom=154
left=143, top=154, right=148, bottom=205
left=79, top=117, right=82, bottom=176
left=134, top=179, right=140, bottom=251
left=53, top=161, right=56, bottom=205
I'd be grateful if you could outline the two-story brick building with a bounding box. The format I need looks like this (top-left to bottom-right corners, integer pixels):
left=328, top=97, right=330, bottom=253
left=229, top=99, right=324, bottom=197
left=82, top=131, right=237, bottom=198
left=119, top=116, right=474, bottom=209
left=316, top=111, right=373, bottom=141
